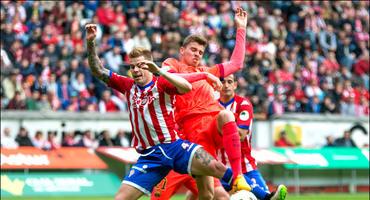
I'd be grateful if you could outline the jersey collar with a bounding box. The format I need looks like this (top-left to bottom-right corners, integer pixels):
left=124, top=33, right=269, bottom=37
left=137, top=77, right=156, bottom=91
left=219, top=97, right=235, bottom=108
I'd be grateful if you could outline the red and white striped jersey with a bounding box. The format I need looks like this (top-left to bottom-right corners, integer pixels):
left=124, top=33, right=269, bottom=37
left=218, top=95, right=257, bottom=173
left=108, top=72, right=179, bottom=151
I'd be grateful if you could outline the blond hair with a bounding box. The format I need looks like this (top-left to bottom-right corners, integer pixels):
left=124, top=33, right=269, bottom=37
left=128, top=47, right=153, bottom=61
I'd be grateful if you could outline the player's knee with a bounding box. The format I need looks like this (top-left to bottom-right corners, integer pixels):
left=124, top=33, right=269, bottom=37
left=214, top=187, right=230, bottom=200
left=218, top=110, right=235, bottom=122
left=114, top=190, right=129, bottom=200
left=114, top=192, right=123, bottom=200
left=198, top=190, right=214, bottom=200
left=205, top=160, right=227, bottom=178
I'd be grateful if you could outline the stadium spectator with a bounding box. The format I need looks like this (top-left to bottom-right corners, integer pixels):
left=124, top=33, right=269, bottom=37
left=114, top=129, right=131, bottom=147
left=32, top=130, right=47, bottom=149
left=104, top=46, right=124, bottom=73
left=267, top=93, right=285, bottom=117
left=15, top=127, right=33, bottom=146
left=98, top=89, right=125, bottom=113
left=56, top=74, right=74, bottom=107
left=6, top=91, right=26, bottom=110
left=353, top=50, right=369, bottom=89
left=319, top=24, right=337, bottom=55
left=320, top=96, right=337, bottom=114
left=334, top=130, right=357, bottom=147
left=75, top=130, right=98, bottom=149
left=284, top=95, right=302, bottom=113
left=133, top=29, right=152, bottom=50
left=306, top=95, right=322, bottom=113
left=25, top=89, right=40, bottom=110
left=98, top=130, right=114, bottom=147
left=61, top=131, right=77, bottom=147
left=275, top=130, right=294, bottom=147
left=2, top=69, right=23, bottom=100
left=323, top=135, right=336, bottom=147
left=44, top=131, right=60, bottom=150
left=1, top=127, right=18, bottom=149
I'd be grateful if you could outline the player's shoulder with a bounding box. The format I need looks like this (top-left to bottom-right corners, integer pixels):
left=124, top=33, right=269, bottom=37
left=110, top=72, right=135, bottom=86
left=162, top=58, right=180, bottom=69
left=234, top=95, right=251, bottom=106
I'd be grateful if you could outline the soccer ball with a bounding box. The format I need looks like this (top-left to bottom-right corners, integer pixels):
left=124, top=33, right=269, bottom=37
left=230, top=190, right=257, bottom=200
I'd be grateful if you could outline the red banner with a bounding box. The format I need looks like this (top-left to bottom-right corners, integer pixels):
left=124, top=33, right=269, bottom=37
left=1, top=147, right=107, bottom=169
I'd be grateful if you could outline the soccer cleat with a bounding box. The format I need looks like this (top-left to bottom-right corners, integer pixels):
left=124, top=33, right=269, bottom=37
left=270, top=184, right=288, bottom=200
left=231, top=174, right=251, bottom=193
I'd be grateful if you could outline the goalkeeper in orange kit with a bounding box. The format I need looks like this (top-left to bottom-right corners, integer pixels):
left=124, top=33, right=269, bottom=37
left=151, top=7, right=250, bottom=200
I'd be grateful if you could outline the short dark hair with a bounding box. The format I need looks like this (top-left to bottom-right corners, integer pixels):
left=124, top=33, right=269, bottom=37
left=128, top=47, right=153, bottom=61
left=182, top=34, right=207, bottom=47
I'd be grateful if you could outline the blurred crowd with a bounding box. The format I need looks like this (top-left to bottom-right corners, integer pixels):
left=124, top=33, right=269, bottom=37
left=1, top=126, right=132, bottom=149
left=1, top=1, right=369, bottom=118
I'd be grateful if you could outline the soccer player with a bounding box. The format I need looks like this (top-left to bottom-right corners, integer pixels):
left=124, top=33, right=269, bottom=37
left=86, top=24, right=241, bottom=200
left=152, top=7, right=250, bottom=200
left=155, top=75, right=288, bottom=200
left=217, top=74, right=288, bottom=200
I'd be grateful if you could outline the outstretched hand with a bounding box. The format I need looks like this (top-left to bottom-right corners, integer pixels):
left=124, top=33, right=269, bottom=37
left=235, top=7, right=248, bottom=29
left=85, top=23, right=97, bottom=41
left=138, top=61, right=161, bottom=74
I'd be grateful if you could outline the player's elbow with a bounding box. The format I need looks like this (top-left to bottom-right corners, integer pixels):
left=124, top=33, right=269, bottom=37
left=235, top=62, right=244, bottom=70
left=185, top=82, right=192, bottom=91
left=179, top=82, right=192, bottom=94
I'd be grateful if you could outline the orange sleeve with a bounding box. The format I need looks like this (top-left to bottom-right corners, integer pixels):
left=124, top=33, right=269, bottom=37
left=206, top=64, right=223, bottom=78
left=162, top=58, right=180, bottom=72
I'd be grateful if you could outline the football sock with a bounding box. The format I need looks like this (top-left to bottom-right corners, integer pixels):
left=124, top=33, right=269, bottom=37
left=243, top=176, right=269, bottom=199
left=221, top=168, right=233, bottom=187
left=222, top=121, right=242, bottom=179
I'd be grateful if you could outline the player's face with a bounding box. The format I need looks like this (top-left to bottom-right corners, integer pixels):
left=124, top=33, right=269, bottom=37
left=221, top=75, right=237, bottom=97
left=129, top=56, right=153, bottom=86
left=180, top=42, right=205, bottom=67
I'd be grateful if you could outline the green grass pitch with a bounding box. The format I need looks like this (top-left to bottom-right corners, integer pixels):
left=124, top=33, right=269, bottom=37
left=1, top=193, right=369, bottom=200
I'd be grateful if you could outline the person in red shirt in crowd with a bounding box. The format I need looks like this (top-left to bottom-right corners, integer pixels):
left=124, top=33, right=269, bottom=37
left=276, top=61, right=294, bottom=83
left=274, top=131, right=295, bottom=147
left=341, top=80, right=355, bottom=103
left=96, top=1, right=116, bottom=33
left=292, top=80, right=307, bottom=103
left=321, top=51, right=340, bottom=74
left=98, top=89, right=125, bottom=113
left=353, top=50, right=369, bottom=89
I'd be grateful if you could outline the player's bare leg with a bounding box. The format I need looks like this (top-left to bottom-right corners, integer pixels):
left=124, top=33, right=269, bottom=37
left=115, top=183, right=144, bottom=200
left=185, top=190, right=197, bottom=200
left=214, top=186, right=229, bottom=200
left=190, top=147, right=224, bottom=199
left=194, top=176, right=215, bottom=200
left=185, top=185, right=229, bottom=200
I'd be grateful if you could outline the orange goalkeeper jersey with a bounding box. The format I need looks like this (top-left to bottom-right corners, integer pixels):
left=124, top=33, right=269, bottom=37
left=162, top=58, right=224, bottom=126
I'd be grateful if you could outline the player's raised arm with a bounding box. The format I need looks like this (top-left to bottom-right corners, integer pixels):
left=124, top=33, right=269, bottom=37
left=212, top=7, right=248, bottom=78
left=85, top=23, right=110, bottom=84
left=139, top=61, right=192, bottom=94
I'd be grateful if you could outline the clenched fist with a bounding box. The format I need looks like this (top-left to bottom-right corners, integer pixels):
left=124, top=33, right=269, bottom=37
left=85, top=23, right=97, bottom=41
